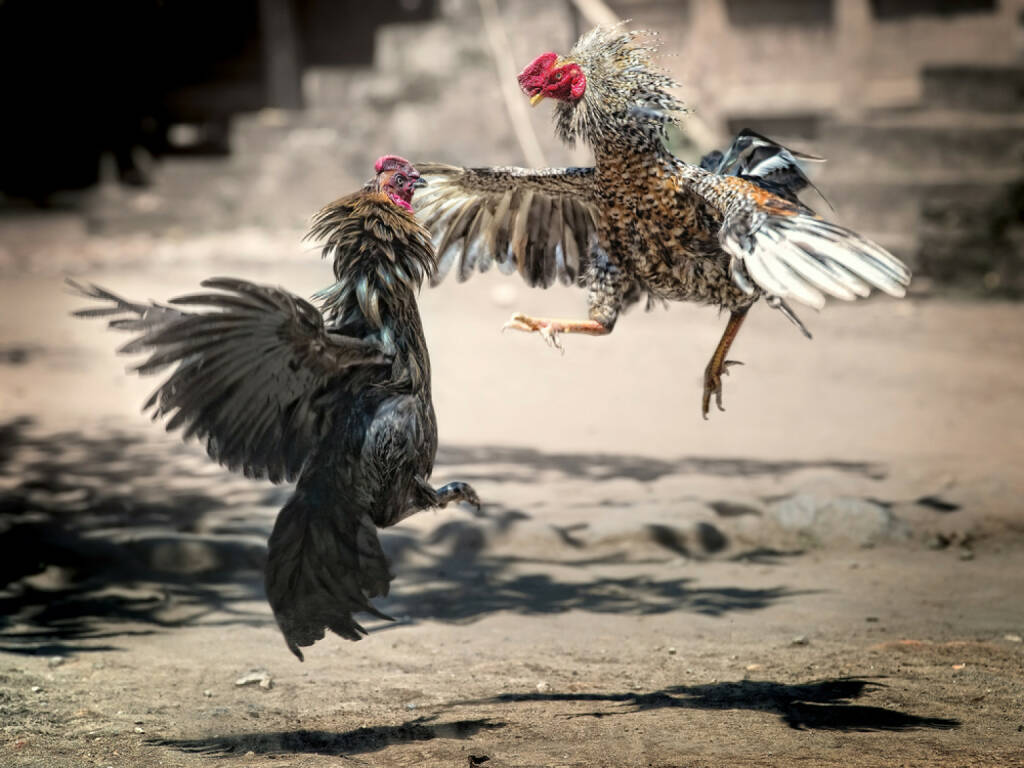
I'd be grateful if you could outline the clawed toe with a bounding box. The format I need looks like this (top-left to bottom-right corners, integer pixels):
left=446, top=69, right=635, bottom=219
left=502, top=312, right=563, bottom=351
left=702, top=359, right=744, bottom=419
left=437, top=481, right=481, bottom=511
left=502, top=312, right=535, bottom=333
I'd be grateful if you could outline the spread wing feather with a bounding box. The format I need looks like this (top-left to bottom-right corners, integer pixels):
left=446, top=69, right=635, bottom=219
left=413, top=162, right=599, bottom=289
left=68, top=277, right=389, bottom=484
left=681, top=166, right=911, bottom=311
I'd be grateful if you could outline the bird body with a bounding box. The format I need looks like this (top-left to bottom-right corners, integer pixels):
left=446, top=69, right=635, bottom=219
left=72, top=157, right=478, bottom=659
left=414, top=25, right=911, bottom=416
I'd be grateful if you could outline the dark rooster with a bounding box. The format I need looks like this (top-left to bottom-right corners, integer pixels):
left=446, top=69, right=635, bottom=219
left=70, top=156, right=479, bottom=659
left=413, top=25, right=911, bottom=417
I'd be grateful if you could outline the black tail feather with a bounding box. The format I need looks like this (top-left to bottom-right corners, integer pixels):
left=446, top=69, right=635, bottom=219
left=265, top=483, right=394, bottom=660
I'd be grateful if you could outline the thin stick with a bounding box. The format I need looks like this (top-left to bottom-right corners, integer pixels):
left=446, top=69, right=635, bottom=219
left=477, top=0, right=548, bottom=169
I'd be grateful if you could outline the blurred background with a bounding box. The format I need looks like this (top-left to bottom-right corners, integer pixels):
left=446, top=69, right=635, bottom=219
left=2, top=5, right=1024, bottom=762
left=1, top=0, right=1022, bottom=291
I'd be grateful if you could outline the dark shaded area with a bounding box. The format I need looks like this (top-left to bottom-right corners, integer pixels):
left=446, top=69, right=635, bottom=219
left=151, top=715, right=504, bottom=758
left=724, top=0, right=833, bottom=27
left=642, top=520, right=727, bottom=558
left=0, top=0, right=436, bottom=201
left=0, top=419, right=810, bottom=656
left=465, top=678, right=960, bottom=732
left=871, top=0, right=995, bottom=19
left=380, top=553, right=800, bottom=625
left=916, top=495, right=961, bottom=513
left=728, top=546, right=806, bottom=565
left=436, top=444, right=885, bottom=484
left=0, top=346, right=40, bottom=366
left=0, top=419, right=271, bottom=655
left=918, top=180, right=1024, bottom=297
left=709, top=500, right=762, bottom=518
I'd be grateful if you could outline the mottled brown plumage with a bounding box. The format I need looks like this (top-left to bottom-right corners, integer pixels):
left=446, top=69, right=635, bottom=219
left=70, top=158, right=479, bottom=659
left=414, top=25, right=911, bottom=417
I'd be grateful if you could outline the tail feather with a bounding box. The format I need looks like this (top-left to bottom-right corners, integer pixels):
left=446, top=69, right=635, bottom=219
left=265, top=483, right=394, bottom=660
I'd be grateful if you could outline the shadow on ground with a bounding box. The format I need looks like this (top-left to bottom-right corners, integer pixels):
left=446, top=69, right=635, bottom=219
left=1, top=419, right=825, bottom=655
left=149, top=715, right=505, bottom=758
left=457, top=678, right=960, bottom=732
left=436, top=445, right=887, bottom=483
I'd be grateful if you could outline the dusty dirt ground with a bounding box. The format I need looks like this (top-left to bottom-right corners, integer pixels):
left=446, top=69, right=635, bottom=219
left=2, top=233, right=1023, bottom=767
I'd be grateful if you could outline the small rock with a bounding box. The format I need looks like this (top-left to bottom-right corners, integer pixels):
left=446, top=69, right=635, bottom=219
left=770, top=494, right=897, bottom=545
left=958, top=548, right=974, bottom=561
left=791, top=635, right=809, bottom=646
left=927, top=533, right=950, bottom=550
left=203, top=689, right=213, bottom=697
left=745, top=664, right=762, bottom=671
left=47, top=656, right=66, bottom=668
left=235, top=669, right=273, bottom=690
left=667, top=647, right=677, bottom=655
left=133, top=726, right=145, bottom=734
left=406, top=702, right=416, bottom=710
left=952, top=663, right=966, bottom=671
left=865, top=616, right=880, bottom=623
left=536, top=681, right=550, bottom=693
left=30, top=685, right=42, bottom=693
left=1003, top=634, right=1022, bottom=643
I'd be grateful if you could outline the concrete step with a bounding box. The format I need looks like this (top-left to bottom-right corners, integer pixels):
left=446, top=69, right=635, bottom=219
left=922, top=65, right=1024, bottom=113
left=817, top=113, right=1024, bottom=177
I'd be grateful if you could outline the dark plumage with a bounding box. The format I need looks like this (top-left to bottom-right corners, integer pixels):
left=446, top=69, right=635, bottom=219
left=413, top=25, right=911, bottom=417
left=70, top=157, right=479, bottom=659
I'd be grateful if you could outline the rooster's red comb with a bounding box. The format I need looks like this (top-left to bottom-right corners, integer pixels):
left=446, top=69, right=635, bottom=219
left=374, top=155, right=413, bottom=174
left=518, top=52, right=558, bottom=93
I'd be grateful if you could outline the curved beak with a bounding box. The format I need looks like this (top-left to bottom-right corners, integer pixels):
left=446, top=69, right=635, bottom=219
left=529, top=92, right=546, bottom=107
left=412, top=177, right=427, bottom=189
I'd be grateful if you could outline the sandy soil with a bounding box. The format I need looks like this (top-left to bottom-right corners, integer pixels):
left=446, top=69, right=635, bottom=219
left=1, top=240, right=1023, bottom=767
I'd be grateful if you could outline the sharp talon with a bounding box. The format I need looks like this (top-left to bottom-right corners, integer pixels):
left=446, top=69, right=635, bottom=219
left=539, top=325, right=563, bottom=351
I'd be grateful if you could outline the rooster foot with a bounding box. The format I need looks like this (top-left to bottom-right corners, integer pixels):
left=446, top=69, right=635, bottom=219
left=702, top=359, right=744, bottom=419
left=503, top=312, right=564, bottom=351
left=436, top=481, right=481, bottom=511
left=502, top=312, right=609, bottom=350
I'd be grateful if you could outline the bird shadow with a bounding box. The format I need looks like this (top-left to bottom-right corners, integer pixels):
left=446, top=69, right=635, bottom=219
left=149, top=715, right=505, bottom=758
left=456, top=678, right=959, bottom=732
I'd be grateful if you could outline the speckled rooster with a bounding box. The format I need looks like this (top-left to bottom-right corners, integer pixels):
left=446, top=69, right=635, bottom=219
left=414, top=25, right=911, bottom=417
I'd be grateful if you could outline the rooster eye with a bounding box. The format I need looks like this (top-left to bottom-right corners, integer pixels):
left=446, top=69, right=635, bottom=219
left=394, top=174, right=405, bottom=184
left=553, top=72, right=563, bottom=82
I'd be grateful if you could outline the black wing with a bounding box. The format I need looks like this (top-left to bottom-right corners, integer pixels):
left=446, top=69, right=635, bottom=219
left=69, top=277, right=389, bottom=483
left=413, top=163, right=600, bottom=288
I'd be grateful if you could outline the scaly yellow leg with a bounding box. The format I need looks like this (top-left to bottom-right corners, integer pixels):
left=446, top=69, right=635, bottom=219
left=703, top=308, right=748, bottom=419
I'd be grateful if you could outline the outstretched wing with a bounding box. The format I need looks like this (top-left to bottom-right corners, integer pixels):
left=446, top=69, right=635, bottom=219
left=678, top=165, right=911, bottom=311
left=69, top=277, right=389, bottom=483
left=413, top=163, right=600, bottom=288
